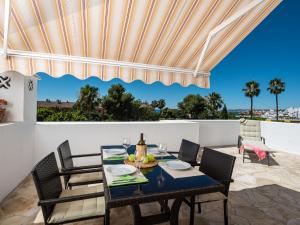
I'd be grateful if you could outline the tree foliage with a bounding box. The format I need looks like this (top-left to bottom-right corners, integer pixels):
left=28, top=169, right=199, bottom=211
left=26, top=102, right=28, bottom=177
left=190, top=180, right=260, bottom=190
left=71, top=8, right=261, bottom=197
left=207, top=92, right=223, bottom=119
left=37, top=83, right=228, bottom=121
left=46, top=111, right=88, bottom=121
left=37, top=108, right=87, bottom=121
left=242, top=81, right=260, bottom=119
left=177, top=94, right=208, bottom=119
left=220, top=104, right=229, bottom=119
left=267, top=78, right=285, bottom=121
left=151, top=99, right=166, bottom=110
left=102, top=84, right=136, bottom=121
left=73, top=85, right=102, bottom=120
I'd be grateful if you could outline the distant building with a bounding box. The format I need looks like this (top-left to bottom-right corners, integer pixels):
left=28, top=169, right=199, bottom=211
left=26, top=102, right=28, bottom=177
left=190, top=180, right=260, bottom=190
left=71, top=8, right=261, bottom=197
left=285, top=107, right=300, bottom=118
left=37, top=100, right=75, bottom=109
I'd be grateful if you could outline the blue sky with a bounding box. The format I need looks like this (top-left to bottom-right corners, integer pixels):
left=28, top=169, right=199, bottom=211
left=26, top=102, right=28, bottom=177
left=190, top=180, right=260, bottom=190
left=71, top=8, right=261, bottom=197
left=38, top=0, right=300, bottom=109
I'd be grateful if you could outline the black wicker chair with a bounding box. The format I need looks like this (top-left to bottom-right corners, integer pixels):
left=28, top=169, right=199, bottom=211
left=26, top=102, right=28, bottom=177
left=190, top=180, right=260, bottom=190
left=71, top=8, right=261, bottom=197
left=168, top=139, right=200, bottom=166
left=57, top=140, right=103, bottom=189
left=184, top=147, right=236, bottom=225
left=31, top=152, right=106, bottom=225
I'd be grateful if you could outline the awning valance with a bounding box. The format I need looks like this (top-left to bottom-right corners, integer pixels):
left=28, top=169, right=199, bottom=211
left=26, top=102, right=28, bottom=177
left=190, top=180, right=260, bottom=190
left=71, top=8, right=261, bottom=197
left=0, top=0, right=281, bottom=87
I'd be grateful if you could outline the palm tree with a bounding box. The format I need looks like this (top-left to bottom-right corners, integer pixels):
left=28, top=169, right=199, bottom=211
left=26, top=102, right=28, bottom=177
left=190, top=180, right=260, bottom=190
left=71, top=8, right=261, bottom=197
left=267, top=78, right=285, bottom=121
left=207, top=92, right=223, bottom=118
left=242, top=81, right=260, bottom=119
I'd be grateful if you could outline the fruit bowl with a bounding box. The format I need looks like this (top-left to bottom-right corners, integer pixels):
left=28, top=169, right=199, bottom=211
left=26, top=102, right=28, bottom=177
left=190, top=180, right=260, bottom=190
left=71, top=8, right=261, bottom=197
left=124, top=154, right=158, bottom=168
left=124, top=159, right=158, bottom=168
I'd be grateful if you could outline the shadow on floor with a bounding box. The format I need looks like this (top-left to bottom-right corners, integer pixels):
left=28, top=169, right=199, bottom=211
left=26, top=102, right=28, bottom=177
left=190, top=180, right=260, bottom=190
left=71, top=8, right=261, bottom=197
left=242, top=151, right=279, bottom=166
left=1, top=174, right=300, bottom=225
left=228, top=184, right=300, bottom=225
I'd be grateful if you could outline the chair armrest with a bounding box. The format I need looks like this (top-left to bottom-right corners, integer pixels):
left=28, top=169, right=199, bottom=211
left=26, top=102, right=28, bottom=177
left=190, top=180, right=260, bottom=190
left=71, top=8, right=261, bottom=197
left=167, top=151, right=178, bottom=154
left=261, top=137, right=266, bottom=144
left=60, top=168, right=102, bottom=175
left=38, top=192, right=104, bottom=206
left=238, top=135, right=243, bottom=148
left=71, top=153, right=101, bottom=158
left=221, top=178, right=234, bottom=184
left=63, top=164, right=102, bottom=171
left=191, top=162, right=201, bottom=167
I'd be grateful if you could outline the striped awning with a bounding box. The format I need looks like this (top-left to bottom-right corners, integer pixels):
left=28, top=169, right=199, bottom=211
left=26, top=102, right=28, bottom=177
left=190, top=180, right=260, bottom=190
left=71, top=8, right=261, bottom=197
left=0, top=0, right=281, bottom=88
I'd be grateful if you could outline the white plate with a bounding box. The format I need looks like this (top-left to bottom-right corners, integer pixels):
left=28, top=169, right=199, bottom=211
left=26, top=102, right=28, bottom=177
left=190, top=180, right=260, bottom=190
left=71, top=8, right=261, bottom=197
left=106, top=165, right=137, bottom=176
left=166, top=160, right=191, bottom=170
left=104, top=148, right=126, bottom=155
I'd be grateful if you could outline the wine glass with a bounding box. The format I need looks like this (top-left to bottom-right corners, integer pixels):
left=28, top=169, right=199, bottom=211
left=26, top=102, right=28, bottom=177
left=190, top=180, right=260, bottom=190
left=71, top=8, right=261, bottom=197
left=158, top=143, right=167, bottom=160
left=157, top=168, right=166, bottom=188
left=135, top=149, right=145, bottom=174
left=122, top=138, right=131, bottom=152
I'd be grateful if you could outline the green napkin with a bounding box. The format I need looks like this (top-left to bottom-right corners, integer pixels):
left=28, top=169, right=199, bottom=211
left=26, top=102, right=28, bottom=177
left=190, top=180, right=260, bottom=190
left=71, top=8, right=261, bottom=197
left=109, top=175, right=148, bottom=187
left=104, top=155, right=126, bottom=160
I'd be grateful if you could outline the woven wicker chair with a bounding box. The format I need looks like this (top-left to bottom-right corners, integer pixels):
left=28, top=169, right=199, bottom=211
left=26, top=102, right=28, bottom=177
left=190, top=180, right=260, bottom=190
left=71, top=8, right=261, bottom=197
left=31, top=152, right=106, bottom=225
left=167, top=139, right=200, bottom=166
left=184, top=147, right=236, bottom=225
left=57, top=140, right=103, bottom=189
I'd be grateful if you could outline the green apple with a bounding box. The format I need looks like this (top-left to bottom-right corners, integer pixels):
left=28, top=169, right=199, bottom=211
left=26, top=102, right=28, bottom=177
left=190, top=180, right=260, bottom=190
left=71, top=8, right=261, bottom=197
left=143, top=157, right=149, bottom=164
left=128, top=154, right=135, bottom=162
left=147, top=154, right=155, bottom=162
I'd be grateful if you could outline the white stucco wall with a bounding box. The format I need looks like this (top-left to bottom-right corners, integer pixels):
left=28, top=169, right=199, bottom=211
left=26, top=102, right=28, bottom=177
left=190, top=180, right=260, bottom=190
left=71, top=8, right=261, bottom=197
left=193, top=120, right=240, bottom=147
left=261, top=121, right=300, bottom=155
left=0, top=122, right=34, bottom=201
left=34, top=120, right=200, bottom=166
left=34, top=120, right=241, bottom=167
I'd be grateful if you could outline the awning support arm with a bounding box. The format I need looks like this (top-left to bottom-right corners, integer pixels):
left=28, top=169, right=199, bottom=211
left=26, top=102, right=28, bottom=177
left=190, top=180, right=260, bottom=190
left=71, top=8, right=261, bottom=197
left=0, top=48, right=210, bottom=77
left=3, top=0, right=11, bottom=57
left=193, top=0, right=266, bottom=76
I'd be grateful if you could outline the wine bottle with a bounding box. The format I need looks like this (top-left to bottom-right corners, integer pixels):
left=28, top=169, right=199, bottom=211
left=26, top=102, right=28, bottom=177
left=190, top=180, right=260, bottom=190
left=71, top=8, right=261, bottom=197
left=136, top=133, right=147, bottom=161
left=138, top=133, right=145, bottom=145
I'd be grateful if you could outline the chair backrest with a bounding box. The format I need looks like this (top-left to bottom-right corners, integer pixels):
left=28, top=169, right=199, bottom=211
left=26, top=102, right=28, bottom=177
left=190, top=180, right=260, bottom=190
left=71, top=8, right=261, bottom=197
left=200, top=147, right=236, bottom=196
left=57, top=140, right=74, bottom=170
left=31, top=152, right=62, bottom=222
left=240, top=119, right=261, bottom=141
left=178, top=139, right=200, bottom=166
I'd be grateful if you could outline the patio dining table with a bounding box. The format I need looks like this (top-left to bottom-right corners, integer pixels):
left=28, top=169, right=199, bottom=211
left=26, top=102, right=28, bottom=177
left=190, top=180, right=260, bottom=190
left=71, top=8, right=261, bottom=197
left=101, top=145, right=224, bottom=225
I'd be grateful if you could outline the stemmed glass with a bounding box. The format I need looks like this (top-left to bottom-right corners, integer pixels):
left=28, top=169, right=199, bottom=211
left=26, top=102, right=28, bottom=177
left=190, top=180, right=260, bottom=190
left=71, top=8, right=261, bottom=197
left=157, top=168, right=165, bottom=188
left=135, top=149, right=145, bottom=175
left=158, top=143, right=167, bottom=160
left=122, top=138, right=131, bottom=152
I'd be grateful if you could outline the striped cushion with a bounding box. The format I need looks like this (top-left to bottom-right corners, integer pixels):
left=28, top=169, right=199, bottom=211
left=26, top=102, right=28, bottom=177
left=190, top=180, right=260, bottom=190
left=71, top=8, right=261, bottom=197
left=48, top=185, right=105, bottom=223
left=69, top=172, right=103, bottom=185
left=240, top=120, right=261, bottom=141
left=242, top=140, right=270, bottom=151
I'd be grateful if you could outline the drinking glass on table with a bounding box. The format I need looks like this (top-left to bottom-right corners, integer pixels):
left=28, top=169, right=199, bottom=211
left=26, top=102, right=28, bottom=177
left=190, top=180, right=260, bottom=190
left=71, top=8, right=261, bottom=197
left=158, top=143, right=167, bottom=160
left=122, top=138, right=131, bottom=152
left=135, top=149, right=145, bottom=174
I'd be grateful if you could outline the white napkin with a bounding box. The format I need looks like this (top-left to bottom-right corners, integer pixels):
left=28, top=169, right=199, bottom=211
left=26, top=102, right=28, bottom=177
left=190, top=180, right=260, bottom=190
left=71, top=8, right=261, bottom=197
left=159, top=161, right=204, bottom=179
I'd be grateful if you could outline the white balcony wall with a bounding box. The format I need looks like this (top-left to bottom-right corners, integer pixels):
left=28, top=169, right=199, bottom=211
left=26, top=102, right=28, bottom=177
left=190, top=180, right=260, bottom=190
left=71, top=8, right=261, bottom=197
left=0, top=122, right=34, bottom=202
left=34, top=121, right=200, bottom=166
left=261, top=121, right=300, bottom=155
left=34, top=120, right=240, bottom=166
left=193, top=120, right=240, bottom=147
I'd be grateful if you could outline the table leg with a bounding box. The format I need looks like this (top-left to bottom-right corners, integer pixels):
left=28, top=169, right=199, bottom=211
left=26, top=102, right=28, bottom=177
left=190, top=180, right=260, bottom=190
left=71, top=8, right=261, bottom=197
left=170, top=198, right=184, bottom=225
left=130, top=198, right=183, bottom=225
left=189, top=196, right=195, bottom=225
left=105, top=208, right=110, bottom=225
left=131, top=205, right=142, bottom=225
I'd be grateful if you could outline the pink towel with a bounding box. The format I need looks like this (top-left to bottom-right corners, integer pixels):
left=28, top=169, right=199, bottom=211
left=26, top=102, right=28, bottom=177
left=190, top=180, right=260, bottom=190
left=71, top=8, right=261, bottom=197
left=240, top=144, right=267, bottom=161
